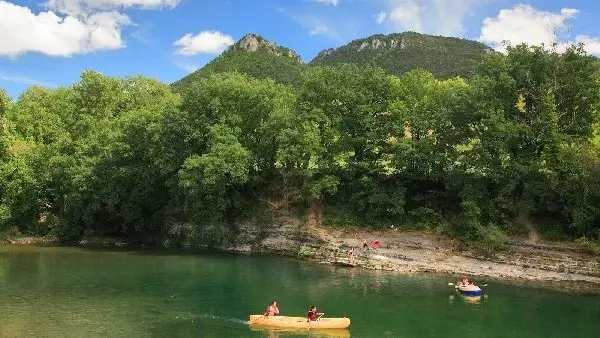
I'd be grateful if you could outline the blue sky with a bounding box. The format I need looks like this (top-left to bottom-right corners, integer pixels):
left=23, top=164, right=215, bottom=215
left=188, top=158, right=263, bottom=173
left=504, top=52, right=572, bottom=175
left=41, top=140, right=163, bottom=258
left=1, top=0, right=600, bottom=98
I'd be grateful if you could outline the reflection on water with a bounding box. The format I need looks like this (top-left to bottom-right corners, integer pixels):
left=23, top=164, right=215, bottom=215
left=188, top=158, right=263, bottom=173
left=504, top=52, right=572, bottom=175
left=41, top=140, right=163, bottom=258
left=460, top=294, right=483, bottom=304
left=249, top=325, right=350, bottom=338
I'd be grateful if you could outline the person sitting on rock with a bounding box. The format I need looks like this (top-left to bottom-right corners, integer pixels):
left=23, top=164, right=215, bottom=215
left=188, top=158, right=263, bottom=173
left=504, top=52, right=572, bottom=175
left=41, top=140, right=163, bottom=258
left=347, top=248, right=356, bottom=264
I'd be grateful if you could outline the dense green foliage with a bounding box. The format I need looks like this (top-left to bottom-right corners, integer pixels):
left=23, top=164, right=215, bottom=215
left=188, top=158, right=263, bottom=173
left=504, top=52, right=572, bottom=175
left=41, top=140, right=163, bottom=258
left=1, top=44, right=600, bottom=248
left=310, top=32, right=494, bottom=79
left=172, top=51, right=305, bottom=91
left=173, top=32, right=492, bottom=93
left=172, top=34, right=305, bottom=91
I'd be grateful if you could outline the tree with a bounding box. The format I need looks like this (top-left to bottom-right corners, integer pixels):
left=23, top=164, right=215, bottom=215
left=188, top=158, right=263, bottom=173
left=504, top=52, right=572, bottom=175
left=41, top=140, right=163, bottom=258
left=169, top=73, right=296, bottom=243
left=467, top=43, right=600, bottom=236
left=277, top=64, right=392, bottom=206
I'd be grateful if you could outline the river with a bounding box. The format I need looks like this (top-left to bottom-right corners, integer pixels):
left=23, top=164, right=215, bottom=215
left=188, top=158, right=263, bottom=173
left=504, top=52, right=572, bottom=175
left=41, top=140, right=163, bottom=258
left=0, top=245, right=598, bottom=337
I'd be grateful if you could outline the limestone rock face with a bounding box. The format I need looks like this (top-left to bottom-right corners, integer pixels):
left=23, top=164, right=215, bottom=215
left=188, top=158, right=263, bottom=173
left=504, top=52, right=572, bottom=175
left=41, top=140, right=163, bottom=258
left=309, top=31, right=496, bottom=79
left=227, top=33, right=303, bottom=63
left=313, top=48, right=335, bottom=61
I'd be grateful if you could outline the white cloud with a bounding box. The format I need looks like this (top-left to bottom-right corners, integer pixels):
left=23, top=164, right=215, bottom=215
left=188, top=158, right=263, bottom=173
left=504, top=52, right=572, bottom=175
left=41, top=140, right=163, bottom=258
left=0, top=0, right=179, bottom=57
left=478, top=5, right=600, bottom=55
left=174, top=31, right=235, bottom=56
left=306, top=22, right=342, bottom=41
left=174, top=61, right=199, bottom=74
left=284, top=11, right=343, bottom=41
left=309, top=0, right=340, bottom=5
left=479, top=5, right=578, bottom=52
left=378, top=0, right=489, bottom=36
left=430, top=0, right=479, bottom=36
left=564, top=35, right=600, bottom=54
left=279, top=4, right=346, bottom=41
left=377, top=0, right=600, bottom=52
left=309, top=25, right=329, bottom=36
left=46, top=0, right=180, bottom=16
left=0, top=72, right=54, bottom=87
left=560, top=8, right=578, bottom=17
left=0, top=1, right=130, bottom=57
left=375, top=11, right=388, bottom=24
left=387, top=0, right=423, bottom=32
left=130, top=26, right=153, bottom=44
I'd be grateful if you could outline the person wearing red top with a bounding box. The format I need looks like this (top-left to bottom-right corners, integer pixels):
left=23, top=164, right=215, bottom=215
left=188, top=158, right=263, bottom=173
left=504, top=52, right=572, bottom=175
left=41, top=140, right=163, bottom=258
left=264, top=301, right=279, bottom=316
left=307, top=305, right=324, bottom=322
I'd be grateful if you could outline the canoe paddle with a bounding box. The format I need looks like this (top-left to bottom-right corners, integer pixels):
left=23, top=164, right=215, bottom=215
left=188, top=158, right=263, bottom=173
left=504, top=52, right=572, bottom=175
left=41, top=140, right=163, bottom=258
left=254, top=314, right=271, bottom=322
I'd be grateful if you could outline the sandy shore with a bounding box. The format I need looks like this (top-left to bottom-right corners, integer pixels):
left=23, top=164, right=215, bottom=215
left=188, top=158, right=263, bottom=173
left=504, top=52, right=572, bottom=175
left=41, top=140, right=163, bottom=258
left=232, top=218, right=600, bottom=292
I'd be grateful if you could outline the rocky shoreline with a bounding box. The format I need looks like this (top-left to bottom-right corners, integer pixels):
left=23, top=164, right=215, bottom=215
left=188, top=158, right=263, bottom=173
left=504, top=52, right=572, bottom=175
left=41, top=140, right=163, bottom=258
left=228, top=218, right=600, bottom=293
left=5, top=219, right=600, bottom=293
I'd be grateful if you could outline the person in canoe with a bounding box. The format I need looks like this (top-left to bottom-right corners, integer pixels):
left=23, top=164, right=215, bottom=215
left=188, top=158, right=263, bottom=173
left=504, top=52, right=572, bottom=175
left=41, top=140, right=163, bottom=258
left=264, top=301, right=280, bottom=316
left=307, top=305, right=324, bottom=322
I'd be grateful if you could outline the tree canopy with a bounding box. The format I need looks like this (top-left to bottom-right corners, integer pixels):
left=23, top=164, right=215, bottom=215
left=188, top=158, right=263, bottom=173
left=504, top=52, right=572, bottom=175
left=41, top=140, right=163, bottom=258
left=310, top=32, right=493, bottom=79
left=1, top=44, right=599, bottom=248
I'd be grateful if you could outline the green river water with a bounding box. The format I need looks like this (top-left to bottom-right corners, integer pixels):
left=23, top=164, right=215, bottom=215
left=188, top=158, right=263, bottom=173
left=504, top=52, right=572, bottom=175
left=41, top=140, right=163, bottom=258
left=0, top=245, right=599, bottom=338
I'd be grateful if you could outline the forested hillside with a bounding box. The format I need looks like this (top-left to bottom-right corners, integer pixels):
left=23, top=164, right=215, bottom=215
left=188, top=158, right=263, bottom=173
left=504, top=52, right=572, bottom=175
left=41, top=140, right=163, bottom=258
left=172, top=34, right=306, bottom=90
left=173, top=31, right=494, bottom=91
left=310, top=31, right=493, bottom=78
left=1, top=44, right=599, bottom=249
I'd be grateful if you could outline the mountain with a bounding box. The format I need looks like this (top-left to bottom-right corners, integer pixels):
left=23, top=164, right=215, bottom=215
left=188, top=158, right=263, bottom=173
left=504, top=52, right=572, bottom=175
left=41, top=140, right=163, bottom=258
left=172, top=34, right=305, bottom=91
left=310, top=31, right=495, bottom=79
left=172, top=31, right=497, bottom=91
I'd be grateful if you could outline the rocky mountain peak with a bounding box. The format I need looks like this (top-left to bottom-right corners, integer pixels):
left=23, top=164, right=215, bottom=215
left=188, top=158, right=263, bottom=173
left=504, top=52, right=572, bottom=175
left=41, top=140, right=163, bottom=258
left=312, top=48, right=336, bottom=63
left=308, top=31, right=495, bottom=79
left=226, top=33, right=303, bottom=63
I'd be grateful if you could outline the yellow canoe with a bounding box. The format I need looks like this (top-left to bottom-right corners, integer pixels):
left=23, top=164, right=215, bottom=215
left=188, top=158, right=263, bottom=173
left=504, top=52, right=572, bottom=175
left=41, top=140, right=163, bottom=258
left=248, top=315, right=351, bottom=329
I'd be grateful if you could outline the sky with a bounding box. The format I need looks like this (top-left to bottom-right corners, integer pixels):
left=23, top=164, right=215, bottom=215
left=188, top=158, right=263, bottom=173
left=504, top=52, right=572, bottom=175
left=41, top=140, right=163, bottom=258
left=1, top=0, right=600, bottom=98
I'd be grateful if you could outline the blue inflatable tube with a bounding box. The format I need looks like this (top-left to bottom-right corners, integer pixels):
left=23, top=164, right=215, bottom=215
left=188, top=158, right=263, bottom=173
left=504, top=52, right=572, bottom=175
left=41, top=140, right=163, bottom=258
left=457, top=285, right=482, bottom=296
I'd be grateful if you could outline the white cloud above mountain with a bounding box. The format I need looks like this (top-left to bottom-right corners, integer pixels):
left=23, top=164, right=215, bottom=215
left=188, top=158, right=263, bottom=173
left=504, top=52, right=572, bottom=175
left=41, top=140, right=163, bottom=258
left=480, top=4, right=600, bottom=55
left=174, top=31, right=235, bottom=56
left=0, top=0, right=179, bottom=57
left=309, top=0, right=340, bottom=6
left=387, top=0, right=423, bottom=32
left=374, top=1, right=600, bottom=55
left=173, top=61, right=199, bottom=74
left=377, top=0, right=488, bottom=36
left=46, top=0, right=180, bottom=16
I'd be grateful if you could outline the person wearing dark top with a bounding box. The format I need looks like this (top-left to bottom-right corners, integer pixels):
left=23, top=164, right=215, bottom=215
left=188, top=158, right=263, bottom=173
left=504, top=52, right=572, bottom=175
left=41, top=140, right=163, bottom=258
left=307, top=305, right=324, bottom=322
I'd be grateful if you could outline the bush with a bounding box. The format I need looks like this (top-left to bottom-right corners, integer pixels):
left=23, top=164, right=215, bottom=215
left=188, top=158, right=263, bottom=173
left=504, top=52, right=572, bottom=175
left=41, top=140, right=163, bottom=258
left=575, top=237, right=600, bottom=255
left=537, top=218, right=570, bottom=241
left=476, top=224, right=509, bottom=252
left=322, top=206, right=365, bottom=228
left=407, top=207, right=442, bottom=230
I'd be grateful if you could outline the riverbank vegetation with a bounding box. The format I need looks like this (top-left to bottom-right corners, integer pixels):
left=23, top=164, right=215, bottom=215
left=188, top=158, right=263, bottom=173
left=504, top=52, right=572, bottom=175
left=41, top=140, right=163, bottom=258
left=1, top=44, right=600, bottom=250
